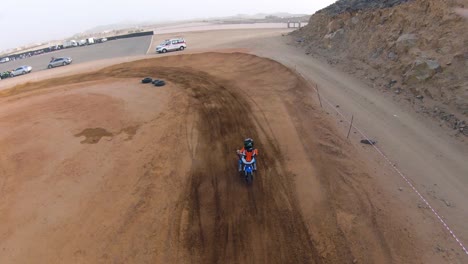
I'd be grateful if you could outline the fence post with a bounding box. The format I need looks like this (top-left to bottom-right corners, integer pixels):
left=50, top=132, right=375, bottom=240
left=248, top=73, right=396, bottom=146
left=316, top=84, right=323, bottom=108
left=347, top=115, right=354, bottom=139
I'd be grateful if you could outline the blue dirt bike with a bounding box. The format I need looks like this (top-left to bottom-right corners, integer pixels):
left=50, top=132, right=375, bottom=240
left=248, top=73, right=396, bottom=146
left=241, top=157, right=256, bottom=185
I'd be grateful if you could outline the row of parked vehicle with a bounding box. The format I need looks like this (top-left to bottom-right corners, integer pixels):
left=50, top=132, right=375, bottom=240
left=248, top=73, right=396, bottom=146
left=0, top=37, right=107, bottom=67
left=0, top=36, right=185, bottom=80
left=0, top=56, right=72, bottom=80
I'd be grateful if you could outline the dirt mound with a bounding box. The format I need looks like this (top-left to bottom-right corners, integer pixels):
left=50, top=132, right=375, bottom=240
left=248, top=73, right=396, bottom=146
left=293, top=0, right=468, bottom=135
left=0, top=53, right=424, bottom=263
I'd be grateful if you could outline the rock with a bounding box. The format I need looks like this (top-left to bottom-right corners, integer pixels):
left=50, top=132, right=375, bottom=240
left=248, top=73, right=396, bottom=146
left=396, top=33, right=418, bottom=51
left=397, top=33, right=418, bottom=43
left=360, top=139, right=377, bottom=145
left=416, top=95, right=424, bottom=99
left=351, top=16, right=359, bottom=24
left=417, top=203, right=428, bottom=209
left=387, top=51, right=398, bottom=60
left=436, top=245, right=445, bottom=252
left=353, top=259, right=358, bottom=264
left=454, top=96, right=468, bottom=113
left=394, top=87, right=402, bottom=94
left=404, top=59, right=442, bottom=83
left=463, top=128, right=468, bottom=136
left=385, top=80, right=396, bottom=89
left=325, top=29, right=345, bottom=40
left=371, top=48, right=383, bottom=59
left=327, top=19, right=344, bottom=33
left=398, top=187, right=403, bottom=191
left=426, top=60, right=442, bottom=72
left=442, top=199, right=452, bottom=207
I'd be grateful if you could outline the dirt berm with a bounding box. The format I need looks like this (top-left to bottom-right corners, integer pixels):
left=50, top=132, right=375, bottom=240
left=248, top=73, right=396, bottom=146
left=0, top=53, right=424, bottom=263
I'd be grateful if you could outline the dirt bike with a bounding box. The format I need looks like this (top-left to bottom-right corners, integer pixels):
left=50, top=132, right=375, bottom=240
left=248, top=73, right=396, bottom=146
left=241, top=156, right=256, bottom=185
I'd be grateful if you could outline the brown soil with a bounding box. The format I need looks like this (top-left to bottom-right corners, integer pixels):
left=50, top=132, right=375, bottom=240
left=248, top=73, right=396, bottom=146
left=0, top=52, right=432, bottom=263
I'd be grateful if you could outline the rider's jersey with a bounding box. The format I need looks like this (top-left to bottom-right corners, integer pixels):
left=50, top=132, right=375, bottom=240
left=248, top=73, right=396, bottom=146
left=239, top=148, right=258, bottom=162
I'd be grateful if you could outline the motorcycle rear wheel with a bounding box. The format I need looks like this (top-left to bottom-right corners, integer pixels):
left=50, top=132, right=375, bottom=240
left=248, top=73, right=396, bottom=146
left=245, top=172, right=253, bottom=185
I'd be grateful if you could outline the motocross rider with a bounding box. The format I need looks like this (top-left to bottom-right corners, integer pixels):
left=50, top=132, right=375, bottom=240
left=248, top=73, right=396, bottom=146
left=237, top=138, right=258, bottom=172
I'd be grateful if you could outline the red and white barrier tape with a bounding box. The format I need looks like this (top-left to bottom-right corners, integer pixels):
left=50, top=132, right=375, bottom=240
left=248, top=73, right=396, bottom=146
left=299, top=72, right=468, bottom=255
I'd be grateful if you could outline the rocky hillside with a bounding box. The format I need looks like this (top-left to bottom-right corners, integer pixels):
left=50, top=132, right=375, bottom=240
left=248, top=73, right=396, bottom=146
left=293, top=0, right=467, bottom=135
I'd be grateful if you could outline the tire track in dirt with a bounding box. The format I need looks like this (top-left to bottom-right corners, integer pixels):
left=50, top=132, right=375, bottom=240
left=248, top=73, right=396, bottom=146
left=0, top=57, right=321, bottom=263
left=0, top=53, right=425, bottom=263
left=153, top=68, right=321, bottom=263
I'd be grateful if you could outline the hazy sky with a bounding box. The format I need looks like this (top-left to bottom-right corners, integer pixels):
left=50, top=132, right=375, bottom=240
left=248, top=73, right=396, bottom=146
left=0, top=0, right=336, bottom=51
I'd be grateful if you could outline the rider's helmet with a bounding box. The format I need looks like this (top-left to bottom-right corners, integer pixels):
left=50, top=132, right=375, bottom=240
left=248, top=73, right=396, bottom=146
left=244, top=138, right=254, bottom=151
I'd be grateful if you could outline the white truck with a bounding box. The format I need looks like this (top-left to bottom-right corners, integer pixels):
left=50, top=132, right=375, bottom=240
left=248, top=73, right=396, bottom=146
left=63, top=40, right=78, bottom=48
left=86, top=38, right=95, bottom=45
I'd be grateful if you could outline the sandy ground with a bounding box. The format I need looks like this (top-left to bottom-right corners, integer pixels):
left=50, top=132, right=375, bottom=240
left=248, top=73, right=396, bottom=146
left=0, top=28, right=466, bottom=263
left=0, top=52, right=419, bottom=264
left=148, top=28, right=292, bottom=54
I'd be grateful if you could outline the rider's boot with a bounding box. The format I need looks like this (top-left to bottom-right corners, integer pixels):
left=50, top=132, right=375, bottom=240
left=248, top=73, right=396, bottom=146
left=238, top=160, right=242, bottom=172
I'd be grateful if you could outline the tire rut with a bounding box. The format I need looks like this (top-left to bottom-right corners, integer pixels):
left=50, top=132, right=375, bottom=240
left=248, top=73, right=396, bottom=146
left=154, top=67, right=321, bottom=264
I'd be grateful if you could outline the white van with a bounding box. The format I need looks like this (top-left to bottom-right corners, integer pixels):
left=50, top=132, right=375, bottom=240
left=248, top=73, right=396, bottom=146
left=63, top=40, right=78, bottom=48
left=156, top=38, right=187, bottom=53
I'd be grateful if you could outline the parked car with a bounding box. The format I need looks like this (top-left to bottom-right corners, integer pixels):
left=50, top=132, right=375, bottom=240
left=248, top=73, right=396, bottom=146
left=156, top=38, right=187, bottom=53
left=10, top=66, right=32, bottom=77
left=48, top=57, right=72, bottom=68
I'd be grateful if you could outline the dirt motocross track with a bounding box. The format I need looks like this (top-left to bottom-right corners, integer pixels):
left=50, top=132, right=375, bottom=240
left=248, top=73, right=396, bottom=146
left=0, top=53, right=426, bottom=263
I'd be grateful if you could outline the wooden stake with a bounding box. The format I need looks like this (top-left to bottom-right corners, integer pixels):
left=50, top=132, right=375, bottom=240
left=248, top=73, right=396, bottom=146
left=347, top=115, right=354, bottom=139
left=316, top=84, right=323, bottom=108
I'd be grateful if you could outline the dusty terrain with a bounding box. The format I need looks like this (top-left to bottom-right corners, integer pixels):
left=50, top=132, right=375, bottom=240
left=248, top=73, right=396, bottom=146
left=0, top=52, right=429, bottom=263
left=0, top=27, right=467, bottom=264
